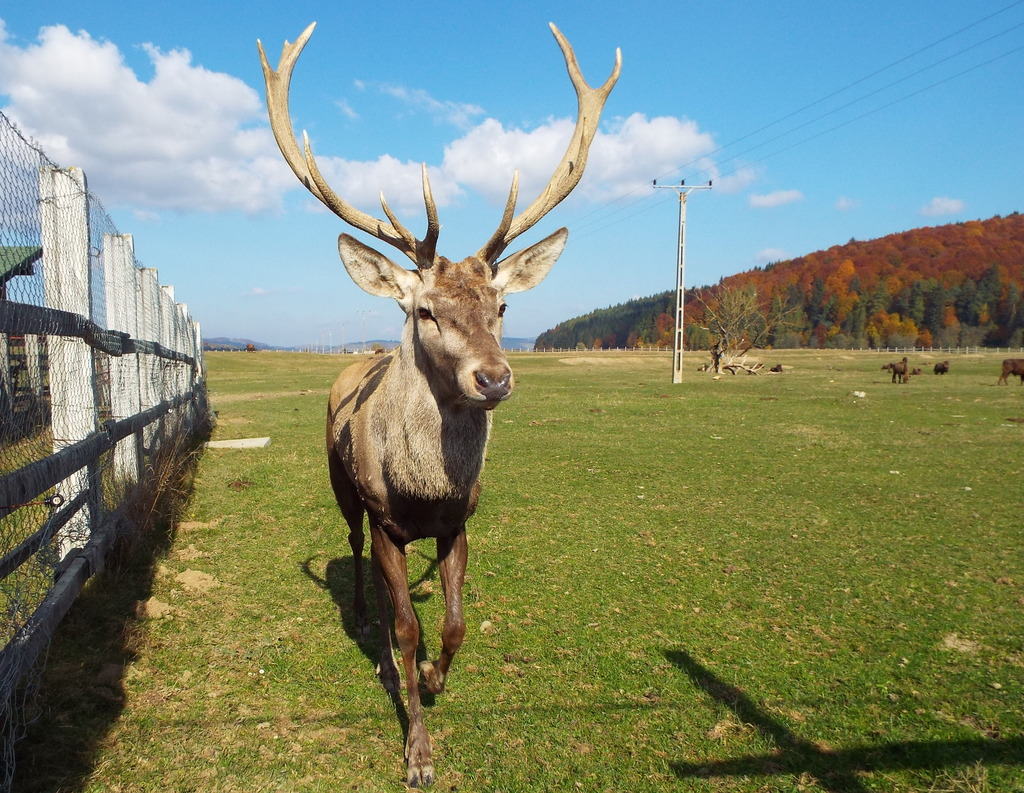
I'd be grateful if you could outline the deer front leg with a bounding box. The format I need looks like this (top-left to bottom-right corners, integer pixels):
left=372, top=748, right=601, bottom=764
left=370, top=544, right=400, bottom=695
left=420, top=530, right=467, bottom=695
left=371, top=528, right=434, bottom=788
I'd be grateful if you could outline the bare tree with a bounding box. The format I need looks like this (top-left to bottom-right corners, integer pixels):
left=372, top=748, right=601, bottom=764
left=693, top=284, right=794, bottom=373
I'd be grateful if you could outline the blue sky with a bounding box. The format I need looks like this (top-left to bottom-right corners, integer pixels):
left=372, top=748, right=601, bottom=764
left=1, top=1, right=1022, bottom=348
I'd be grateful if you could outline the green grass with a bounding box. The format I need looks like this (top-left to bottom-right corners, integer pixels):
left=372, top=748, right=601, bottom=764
left=16, top=349, right=1024, bottom=792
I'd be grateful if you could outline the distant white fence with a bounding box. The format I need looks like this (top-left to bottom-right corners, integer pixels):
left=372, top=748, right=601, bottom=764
left=0, top=112, right=207, bottom=789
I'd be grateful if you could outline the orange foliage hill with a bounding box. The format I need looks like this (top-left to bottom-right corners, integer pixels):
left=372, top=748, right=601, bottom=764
left=695, top=213, right=1024, bottom=348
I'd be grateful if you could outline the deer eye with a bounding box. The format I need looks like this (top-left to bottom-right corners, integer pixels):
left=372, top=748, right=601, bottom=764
left=498, top=303, right=507, bottom=317
left=417, top=307, right=433, bottom=321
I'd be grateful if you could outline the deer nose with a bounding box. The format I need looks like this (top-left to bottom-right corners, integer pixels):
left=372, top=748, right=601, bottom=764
left=474, top=369, right=512, bottom=402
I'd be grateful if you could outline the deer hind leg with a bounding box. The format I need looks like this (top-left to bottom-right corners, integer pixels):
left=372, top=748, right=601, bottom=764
left=370, top=526, right=434, bottom=788
left=420, top=530, right=467, bottom=695
left=327, top=448, right=368, bottom=634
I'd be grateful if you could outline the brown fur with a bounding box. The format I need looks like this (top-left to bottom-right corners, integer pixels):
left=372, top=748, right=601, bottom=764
left=260, top=22, right=618, bottom=786
left=998, top=358, right=1024, bottom=385
left=325, top=237, right=564, bottom=788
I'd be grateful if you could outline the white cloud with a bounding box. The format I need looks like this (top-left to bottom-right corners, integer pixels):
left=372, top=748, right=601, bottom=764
left=377, top=83, right=484, bottom=129
left=244, top=287, right=271, bottom=296
left=712, top=167, right=758, bottom=195
left=0, top=21, right=727, bottom=223
left=335, top=99, right=359, bottom=121
left=585, top=113, right=717, bottom=200
left=836, top=196, right=859, bottom=211
left=441, top=112, right=719, bottom=207
left=749, top=189, right=803, bottom=209
left=289, top=112, right=720, bottom=221
left=310, top=154, right=463, bottom=217
left=0, top=21, right=293, bottom=213
left=755, top=248, right=788, bottom=264
left=920, top=196, right=965, bottom=217
left=441, top=117, right=575, bottom=205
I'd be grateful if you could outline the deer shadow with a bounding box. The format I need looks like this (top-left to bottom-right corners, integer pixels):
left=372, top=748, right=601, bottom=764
left=12, top=428, right=210, bottom=793
left=298, top=550, right=442, bottom=736
left=665, top=648, right=1024, bottom=792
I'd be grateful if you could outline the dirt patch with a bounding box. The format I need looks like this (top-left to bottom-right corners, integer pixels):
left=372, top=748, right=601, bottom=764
left=177, top=520, right=220, bottom=531
left=212, top=389, right=329, bottom=405
left=558, top=357, right=613, bottom=365
left=136, top=597, right=176, bottom=619
left=176, top=570, right=220, bottom=592
left=941, top=633, right=980, bottom=654
left=173, top=544, right=206, bottom=561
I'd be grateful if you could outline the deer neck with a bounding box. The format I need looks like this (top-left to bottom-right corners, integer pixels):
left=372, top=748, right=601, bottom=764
left=372, top=343, right=493, bottom=501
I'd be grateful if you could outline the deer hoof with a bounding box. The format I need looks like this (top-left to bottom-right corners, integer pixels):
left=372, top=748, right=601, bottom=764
left=405, top=725, right=434, bottom=787
left=406, top=760, right=435, bottom=789
left=376, top=660, right=400, bottom=694
left=419, top=660, right=445, bottom=694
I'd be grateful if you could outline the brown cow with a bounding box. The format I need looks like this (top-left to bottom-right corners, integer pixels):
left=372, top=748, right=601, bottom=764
left=890, top=356, right=909, bottom=383
left=997, top=358, right=1024, bottom=385
left=245, top=343, right=257, bottom=352
left=934, top=360, right=949, bottom=374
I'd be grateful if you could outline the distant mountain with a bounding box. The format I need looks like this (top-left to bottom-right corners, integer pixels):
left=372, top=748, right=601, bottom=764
left=534, top=294, right=675, bottom=351
left=203, top=337, right=270, bottom=351
left=502, top=337, right=538, bottom=351
left=203, top=336, right=537, bottom=352
left=535, top=213, right=1024, bottom=350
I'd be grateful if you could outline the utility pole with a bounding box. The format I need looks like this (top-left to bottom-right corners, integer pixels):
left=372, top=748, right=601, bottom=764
left=359, top=310, right=369, bottom=352
left=653, top=179, right=711, bottom=383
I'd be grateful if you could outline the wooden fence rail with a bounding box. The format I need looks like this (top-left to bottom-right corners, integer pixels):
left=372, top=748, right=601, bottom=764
left=0, top=112, right=208, bottom=790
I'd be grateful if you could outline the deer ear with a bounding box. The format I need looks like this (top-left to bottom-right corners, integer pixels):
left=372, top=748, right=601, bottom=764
left=338, top=234, right=419, bottom=300
left=492, top=227, right=567, bottom=295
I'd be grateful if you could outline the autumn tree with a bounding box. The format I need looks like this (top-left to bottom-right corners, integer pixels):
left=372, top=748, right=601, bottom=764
left=693, top=284, right=796, bottom=372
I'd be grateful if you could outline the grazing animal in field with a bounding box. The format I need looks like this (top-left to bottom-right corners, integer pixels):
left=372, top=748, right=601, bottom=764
left=910, top=367, right=922, bottom=376
left=259, top=23, right=619, bottom=788
left=934, top=360, right=950, bottom=374
left=245, top=343, right=257, bottom=352
left=770, top=363, right=783, bottom=373
left=891, top=357, right=909, bottom=383
left=998, top=358, right=1024, bottom=385
left=882, top=363, right=894, bottom=371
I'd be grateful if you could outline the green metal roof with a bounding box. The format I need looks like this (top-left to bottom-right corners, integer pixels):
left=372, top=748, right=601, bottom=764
left=0, top=246, right=41, bottom=283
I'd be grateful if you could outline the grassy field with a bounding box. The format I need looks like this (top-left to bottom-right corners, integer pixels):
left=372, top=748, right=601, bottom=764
left=16, top=348, right=1024, bottom=792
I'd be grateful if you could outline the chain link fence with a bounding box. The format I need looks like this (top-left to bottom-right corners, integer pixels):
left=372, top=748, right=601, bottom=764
left=0, top=111, right=208, bottom=789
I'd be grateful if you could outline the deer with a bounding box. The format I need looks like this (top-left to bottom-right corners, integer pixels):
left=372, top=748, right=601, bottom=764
left=258, top=23, right=619, bottom=787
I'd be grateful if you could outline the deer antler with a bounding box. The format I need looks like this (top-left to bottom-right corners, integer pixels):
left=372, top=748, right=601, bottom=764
left=259, top=23, right=618, bottom=270
left=476, top=24, right=621, bottom=266
left=257, top=23, right=440, bottom=268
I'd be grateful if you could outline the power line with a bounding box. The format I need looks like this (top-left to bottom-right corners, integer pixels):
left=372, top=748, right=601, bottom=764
left=711, top=41, right=1024, bottom=185
left=672, top=0, right=1024, bottom=176
left=563, top=3, right=1024, bottom=242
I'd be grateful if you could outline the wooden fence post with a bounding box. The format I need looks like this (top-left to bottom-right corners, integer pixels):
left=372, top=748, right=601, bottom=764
left=39, top=166, right=97, bottom=561
left=136, top=267, right=161, bottom=451
left=103, top=233, right=142, bottom=484
left=159, top=285, right=176, bottom=442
